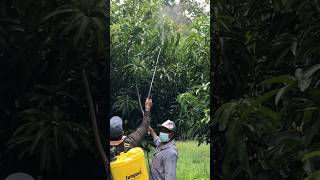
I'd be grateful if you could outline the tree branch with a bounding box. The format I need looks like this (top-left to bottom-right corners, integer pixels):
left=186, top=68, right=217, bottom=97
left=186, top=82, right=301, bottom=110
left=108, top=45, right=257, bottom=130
left=135, top=82, right=144, bottom=116
left=82, top=69, right=110, bottom=179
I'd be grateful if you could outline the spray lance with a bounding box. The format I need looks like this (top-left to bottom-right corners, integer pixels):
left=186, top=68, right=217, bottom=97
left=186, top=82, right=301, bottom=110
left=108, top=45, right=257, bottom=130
left=147, top=47, right=162, bottom=98
left=147, top=19, right=165, bottom=99
left=145, top=20, right=165, bottom=180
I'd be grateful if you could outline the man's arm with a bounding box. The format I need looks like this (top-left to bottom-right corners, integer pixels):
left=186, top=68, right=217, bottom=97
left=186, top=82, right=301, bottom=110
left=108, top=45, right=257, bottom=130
left=148, top=126, right=160, bottom=147
left=164, top=150, right=178, bottom=180
left=126, top=98, right=153, bottom=147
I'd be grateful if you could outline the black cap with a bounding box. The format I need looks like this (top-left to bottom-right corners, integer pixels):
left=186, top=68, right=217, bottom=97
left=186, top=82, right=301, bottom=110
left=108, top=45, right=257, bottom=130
left=110, top=116, right=123, bottom=140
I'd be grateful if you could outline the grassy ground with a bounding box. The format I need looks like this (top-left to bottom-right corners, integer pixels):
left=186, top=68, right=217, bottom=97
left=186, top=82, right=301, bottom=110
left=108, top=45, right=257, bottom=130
left=144, top=141, right=210, bottom=180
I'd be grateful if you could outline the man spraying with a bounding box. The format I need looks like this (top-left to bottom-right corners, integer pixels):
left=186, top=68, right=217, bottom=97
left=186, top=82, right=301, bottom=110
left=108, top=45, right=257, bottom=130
left=148, top=120, right=178, bottom=180
left=109, top=98, right=153, bottom=155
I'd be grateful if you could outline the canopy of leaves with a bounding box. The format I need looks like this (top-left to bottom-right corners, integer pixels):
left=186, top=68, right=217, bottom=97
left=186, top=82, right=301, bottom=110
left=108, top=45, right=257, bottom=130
left=0, top=0, right=108, bottom=179
left=213, top=0, right=320, bottom=179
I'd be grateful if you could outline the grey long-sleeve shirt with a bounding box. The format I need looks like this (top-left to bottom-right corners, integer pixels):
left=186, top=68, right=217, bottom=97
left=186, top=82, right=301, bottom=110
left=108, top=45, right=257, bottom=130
left=150, top=137, right=178, bottom=180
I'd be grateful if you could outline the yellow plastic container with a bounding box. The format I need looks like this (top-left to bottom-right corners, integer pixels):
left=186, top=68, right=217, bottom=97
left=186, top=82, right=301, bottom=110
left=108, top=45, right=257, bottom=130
left=110, top=147, right=149, bottom=180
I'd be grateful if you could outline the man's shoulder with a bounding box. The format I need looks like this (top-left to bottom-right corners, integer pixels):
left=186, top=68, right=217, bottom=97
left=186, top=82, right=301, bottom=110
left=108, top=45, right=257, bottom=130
left=165, top=147, right=178, bottom=156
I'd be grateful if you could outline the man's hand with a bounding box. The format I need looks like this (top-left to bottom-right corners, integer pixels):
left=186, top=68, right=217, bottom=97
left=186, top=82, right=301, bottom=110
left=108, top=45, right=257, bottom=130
left=148, top=126, right=154, bottom=134
left=145, top=98, right=153, bottom=111
left=148, top=126, right=156, bottom=137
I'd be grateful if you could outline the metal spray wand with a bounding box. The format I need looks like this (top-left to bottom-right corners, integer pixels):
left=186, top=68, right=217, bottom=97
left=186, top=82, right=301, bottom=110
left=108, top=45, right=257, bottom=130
left=147, top=19, right=165, bottom=98
left=147, top=47, right=162, bottom=98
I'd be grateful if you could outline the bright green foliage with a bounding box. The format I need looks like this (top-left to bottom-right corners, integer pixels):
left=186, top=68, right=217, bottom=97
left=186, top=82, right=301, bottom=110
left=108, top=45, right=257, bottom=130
left=111, top=0, right=209, bottom=143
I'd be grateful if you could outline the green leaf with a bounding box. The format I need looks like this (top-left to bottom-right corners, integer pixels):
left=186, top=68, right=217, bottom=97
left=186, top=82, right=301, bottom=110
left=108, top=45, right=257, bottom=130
left=53, top=126, right=59, bottom=150
left=275, top=83, right=295, bottom=106
left=291, top=41, right=298, bottom=56
left=242, top=89, right=279, bottom=118
left=216, top=102, right=237, bottom=131
left=7, top=137, right=33, bottom=150
left=66, top=133, right=79, bottom=150
left=41, top=9, right=76, bottom=23
left=304, top=116, right=320, bottom=146
left=257, top=106, right=280, bottom=121
left=275, top=46, right=290, bottom=65
left=244, top=0, right=258, bottom=16
left=19, top=109, right=51, bottom=122
left=238, top=141, right=253, bottom=178
left=303, top=151, right=320, bottom=161
left=306, top=87, right=320, bottom=103
left=295, top=66, right=317, bottom=92
left=175, top=33, right=180, bottom=48
left=298, top=79, right=312, bottom=92
left=30, top=127, right=49, bottom=154
left=74, top=16, right=89, bottom=46
left=216, top=15, right=235, bottom=32
left=40, top=142, right=49, bottom=171
left=12, top=122, right=34, bottom=137
left=18, top=146, right=31, bottom=159
left=303, top=169, right=320, bottom=180
left=272, top=0, right=284, bottom=11
left=302, top=109, right=315, bottom=124
left=305, top=64, right=320, bottom=78
left=260, top=75, right=296, bottom=85
left=62, top=12, right=85, bottom=35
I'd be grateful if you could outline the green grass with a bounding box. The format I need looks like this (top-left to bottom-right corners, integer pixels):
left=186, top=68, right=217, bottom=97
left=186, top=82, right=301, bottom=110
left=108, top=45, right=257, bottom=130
left=144, top=141, right=210, bottom=180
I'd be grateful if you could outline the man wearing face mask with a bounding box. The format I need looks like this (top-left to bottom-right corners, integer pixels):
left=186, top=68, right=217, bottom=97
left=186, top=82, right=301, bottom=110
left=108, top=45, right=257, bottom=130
left=148, top=120, right=178, bottom=180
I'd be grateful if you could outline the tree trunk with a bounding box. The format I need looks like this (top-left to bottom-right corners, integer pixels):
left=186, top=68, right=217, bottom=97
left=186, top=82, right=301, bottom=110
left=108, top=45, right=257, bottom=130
left=82, top=69, right=111, bottom=179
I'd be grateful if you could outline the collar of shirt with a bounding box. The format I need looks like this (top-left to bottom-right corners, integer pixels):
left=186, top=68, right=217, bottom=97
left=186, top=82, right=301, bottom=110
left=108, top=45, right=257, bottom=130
left=109, top=136, right=127, bottom=146
left=157, top=139, right=176, bottom=151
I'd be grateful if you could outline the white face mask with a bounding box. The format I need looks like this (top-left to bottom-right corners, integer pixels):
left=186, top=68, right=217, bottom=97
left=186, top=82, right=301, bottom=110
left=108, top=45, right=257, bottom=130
left=159, top=132, right=170, bottom=142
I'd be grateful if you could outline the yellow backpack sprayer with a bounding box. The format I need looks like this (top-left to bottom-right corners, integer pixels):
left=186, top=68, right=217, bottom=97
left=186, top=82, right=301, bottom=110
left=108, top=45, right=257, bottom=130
left=110, top=146, right=149, bottom=180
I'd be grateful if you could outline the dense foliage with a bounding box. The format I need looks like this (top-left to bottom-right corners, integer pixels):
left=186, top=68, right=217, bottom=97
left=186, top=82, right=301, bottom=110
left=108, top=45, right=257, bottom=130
left=0, top=0, right=108, bottom=179
left=111, top=0, right=210, bottom=143
left=212, top=0, right=320, bottom=179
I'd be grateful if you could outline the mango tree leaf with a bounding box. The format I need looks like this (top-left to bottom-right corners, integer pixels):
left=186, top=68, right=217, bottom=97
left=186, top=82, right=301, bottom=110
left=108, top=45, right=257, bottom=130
left=291, top=41, right=298, bottom=56
left=257, top=105, right=281, bottom=121
left=41, top=9, right=77, bottom=23
left=298, top=79, right=312, bottom=92
left=305, top=64, right=320, bottom=78
left=295, top=66, right=319, bottom=92
left=238, top=141, right=253, bottom=178
left=303, top=169, right=320, bottom=180
left=242, top=89, right=279, bottom=118
left=217, top=102, right=237, bottom=131
left=30, top=127, right=49, bottom=154
left=275, top=83, right=296, bottom=106
left=303, top=151, right=320, bottom=161
left=304, top=116, right=320, bottom=146
left=260, top=75, right=296, bottom=85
